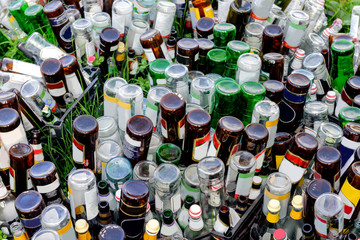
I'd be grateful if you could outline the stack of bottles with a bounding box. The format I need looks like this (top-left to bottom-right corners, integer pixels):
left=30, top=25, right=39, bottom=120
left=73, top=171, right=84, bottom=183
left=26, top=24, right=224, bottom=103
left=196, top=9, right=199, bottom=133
left=2, top=0, right=360, bottom=239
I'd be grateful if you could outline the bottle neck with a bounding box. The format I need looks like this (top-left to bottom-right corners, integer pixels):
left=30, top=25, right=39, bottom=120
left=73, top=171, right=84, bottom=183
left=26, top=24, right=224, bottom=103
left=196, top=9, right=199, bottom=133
left=189, top=217, right=204, bottom=232
left=78, top=230, right=92, bottom=240
left=266, top=211, right=279, bottom=224
left=290, top=207, right=303, bottom=220
left=13, top=232, right=28, bottom=240
left=144, top=230, right=158, bottom=240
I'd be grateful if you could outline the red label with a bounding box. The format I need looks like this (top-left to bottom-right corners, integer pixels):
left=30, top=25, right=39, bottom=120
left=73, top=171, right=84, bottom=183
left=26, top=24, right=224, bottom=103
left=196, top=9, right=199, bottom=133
left=34, top=149, right=43, bottom=154
left=283, top=41, right=298, bottom=50
left=284, top=151, right=310, bottom=168
left=195, top=131, right=210, bottom=146
left=9, top=167, right=15, bottom=177
left=250, top=12, right=267, bottom=21
left=344, top=204, right=353, bottom=215
left=213, top=134, right=220, bottom=150
left=314, top=170, right=321, bottom=179
left=178, top=117, right=185, bottom=128
left=46, top=81, right=65, bottom=89
left=73, top=136, right=84, bottom=151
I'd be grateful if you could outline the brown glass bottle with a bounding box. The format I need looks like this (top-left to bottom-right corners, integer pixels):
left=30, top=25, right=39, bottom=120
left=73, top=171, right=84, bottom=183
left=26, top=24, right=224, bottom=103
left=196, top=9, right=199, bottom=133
left=196, top=17, right=215, bottom=40
left=43, top=1, right=73, bottom=53
left=241, top=123, right=269, bottom=173
left=262, top=25, right=283, bottom=55
left=29, top=161, right=66, bottom=206
left=63, top=0, right=83, bottom=17
left=0, top=91, right=19, bottom=111
left=280, top=73, right=310, bottom=131
left=41, top=58, right=68, bottom=111
left=60, top=55, right=87, bottom=99
left=95, top=201, right=113, bottom=237
left=262, top=53, right=284, bottom=82
left=15, top=190, right=46, bottom=237
left=117, top=180, right=149, bottom=239
left=99, top=27, right=121, bottom=75
left=72, top=115, right=99, bottom=171
left=303, top=179, right=333, bottom=225
left=123, top=115, right=153, bottom=167
left=339, top=162, right=360, bottom=229
left=192, top=0, right=214, bottom=18
left=226, top=1, right=251, bottom=40
left=263, top=80, right=284, bottom=105
left=9, top=143, right=34, bottom=197
left=30, top=129, right=44, bottom=164
left=196, top=38, right=214, bottom=73
left=270, top=132, right=292, bottom=170
left=140, top=29, right=171, bottom=63
left=314, top=146, right=341, bottom=193
left=183, top=110, right=211, bottom=165
left=160, top=93, right=186, bottom=148
left=207, top=116, right=244, bottom=166
left=176, top=38, right=199, bottom=71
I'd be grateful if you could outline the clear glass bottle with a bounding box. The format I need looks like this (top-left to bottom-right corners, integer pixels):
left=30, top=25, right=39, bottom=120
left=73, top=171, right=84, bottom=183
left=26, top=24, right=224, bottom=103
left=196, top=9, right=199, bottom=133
left=289, top=48, right=305, bottom=74
left=112, top=0, right=133, bottom=38
left=177, top=195, right=195, bottom=230
left=160, top=209, right=182, bottom=237
left=243, top=23, right=264, bottom=54
left=96, top=140, right=122, bottom=180
left=263, top=172, right=291, bottom=220
left=105, top=157, right=132, bottom=193
left=190, top=76, right=214, bottom=113
left=127, top=19, right=150, bottom=56
left=165, top=63, right=189, bottom=100
left=236, top=53, right=261, bottom=86
left=314, top=193, right=344, bottom=239
left=323, top=91, right=336, bottom=115
left=103, top=77, right=127, bottom=121
left=197, top=157, right=225, bottom=228
left=83, top=0, right=102, bottom=20
left=154, top=1, right=176, bottom=39
left=147, top=133, right=162, bottom=162
left=98, top=224, right=125, bottom=240
left=97, top=116, right=121, bottom=143
left=315, top=122, right=343, bottom=148
left=32, top=229, right=60, bottom=240
left=71, top=18, right=95, bottom=63
left=184, top=204, right=208, bottom=238
left=144, top=203, right=154, bottom=224
left=0, top=176, right=17, bottom=224
left=133, top=160, right=157, bottom=204
left=41, top=204, right=76, bottom=240
left=248, top=176, right=262, bottom=204
left=180, top=164, right=200, bottom=203
left=303, top=101, right=329, bottom=137
left=250, top=0, right=274, bottom=23
left=10, top=222, right=28, bottom=240
left=154, top=163, right=181, bottom=216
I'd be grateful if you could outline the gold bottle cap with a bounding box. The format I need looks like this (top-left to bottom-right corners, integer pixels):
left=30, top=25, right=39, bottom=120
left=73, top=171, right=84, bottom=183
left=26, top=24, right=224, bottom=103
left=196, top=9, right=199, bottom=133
left=252, top=176, right=262, bottom=185
left=118, top=42, right=125, bottom=51
left=291, top=195, right=303, bottom=209
left=267, top=199, right=281, bottom=213
left=146, top=219, right=160, bottom=235
left=75, top=219, right=89, bottom=234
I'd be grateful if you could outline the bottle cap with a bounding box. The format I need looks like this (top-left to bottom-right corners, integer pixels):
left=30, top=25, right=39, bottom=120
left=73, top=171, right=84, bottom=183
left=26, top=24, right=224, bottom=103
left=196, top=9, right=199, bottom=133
left=115, top=190, right=121, bottom=202
left=326, top=91, right=336, bottom=101
left=146, top=219, right=160, bottom=235
left=252, top=176, right=262, bottom=186
left=87, top=55, right=96, bottom=63
left=267, top=199, right=280, bottom=212
left=117, top=42, right=125, bottom=51
left=310, top=83, right=317, bottom=94
left=273, top=228, right=286, bottom=240
left=295, top=49, right=305, bottom=59
left=75, top=219, right=89, bottom=234
left=291, top=195, right=303, bottom=209
left=189, top=204, right=202, bottom=218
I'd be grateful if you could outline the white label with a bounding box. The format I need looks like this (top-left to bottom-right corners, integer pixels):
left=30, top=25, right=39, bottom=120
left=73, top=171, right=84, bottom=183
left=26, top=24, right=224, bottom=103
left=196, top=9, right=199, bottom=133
left=145, top=104, right=158, bottom=128
left=161, top=118, right=168, bottom=138
left=193, top=132, right=210, bottom=162
left=124, top=133, right=142, bottom=147
left=339, top=190, right=355, bottom=220
left=85, top=187, right=98, bottom=220
left=36, top=179, right=60, bottom=194
left=278, top=157, right=306, bottom=184
left=350, top=13, right=360, bottom=40
left=315, top=214, right=327, bottom=238
left=31, top=144, right=44, bottom=164
left=48, top=86, right=66, bottom=97
left=72, top=139, right=84, bottom=164
left=69, top=189, right=75, bottom=218
left=155, top=193, right=164, bottom=212
left=255, top=148, right=266, bottom=172
left=160, top=43, right=172, bottom=62
left=27, top=169, right=33, bottom=190
left=171, top=191, right=181, bottom=212
left=0, top=123, right=28, bottom=153
left=40, top=47, right=66, bottom=60
left=65, top=73, right=83, bottom=98
left=0, top=143, right=10, bottom=170
left=207, top=141, right=217, bottom=156
left=217, top=0, right=233, bottom=23
left=235, top=172, right=254, bottom=198
left=9, top=169, right=14, bottom=191
left=12, top=60, right=42, bottom=78
left=335, top=94, right=350, bottom=117
left=112, top=14, right=126, bottom=35
left=154, top=11, right=174, bottom=38
left=144, top=48, right=156, bottom=63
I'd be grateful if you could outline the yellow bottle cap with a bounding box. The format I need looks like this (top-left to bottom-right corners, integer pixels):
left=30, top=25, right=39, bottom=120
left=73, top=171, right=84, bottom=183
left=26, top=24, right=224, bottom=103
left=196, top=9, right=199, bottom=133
left=146, top=219, right=160, bottom=235
left=268, top=199, right=281, bottom=213
left=75, top=219, right=89, bottom=234
left=292, top=195, right=303, bottom=209
left=118, top=42, right=125, bottom=51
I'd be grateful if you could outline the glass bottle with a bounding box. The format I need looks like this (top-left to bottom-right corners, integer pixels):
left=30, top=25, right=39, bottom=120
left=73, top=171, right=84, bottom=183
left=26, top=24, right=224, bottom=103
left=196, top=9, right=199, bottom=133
left=41, top=204, right=76, bottom=240
left=213, top=205, right=230, bottom=235
left=196, top=17, right=215, bottom=40
left=29, top=161, right=66, bottom=206
left=43, top=1, right=73, bottom=53
left=269, top=132, right=291, bottom=170
left=116, top=84, right=143, bottom=135
left=239, top=82, right=266, bottom=126
left=339, top=107, right=360, bottom=127
left=226, top=1, right=251, bottom=40
left=338, top=122, right=360, bottom=175
left=207, top=116, right=243, bottom=165
left=98, top=225, right=125, bottom=240
left=0, top=176, right=17, bottom=224
left=15, top=190, right=45, bottom=237
left=160, top=209, right=182, bottom=237
left=282, top=195, right=303, bottom=240
left=8, top=0, right=29, bottom=34
left=103, top=77, right=127, bottom=121
left=67, top=169, right=98, bottom=221
left=33, top=229, right=61, bottom=240
left=149, top=59, right=172, bottom=86
left=29, top=130, right=43, bottom=164
left=331, top=40, right=355, bottom=93
left=315, top=122, right=343, bottom=148
left=243, top=23, right=264, bottom=54
left=262, top=25, right=283, bottom=55
left=97, top=181, right=116, bottom=213
left=133, top=160, right=157, bottom=204
left=99, top=27, right=121, bottom=74
left=263, top=80, right=284, bottom=105
left=248, top=176, right=262, bottom=204
left=324, top=91, right=336, bottom=115
left=160, top=93, right=186, bottom=148
left=112, top=0, right=132, bottom=38
left=10, top=222, right=28, bottom=240
left=83, top=0, right=102, bottom=20
left=259, top=199, right=281, bottom=236
left=303, top=101, right=328, bottom=137
left=250, top=0, right=274, bottom=23
left=144, top=203, right=154, bottom=223
left=339, top=162, right=360, bottom=229
left=147, top=133, right=162, bottom=162
left=190, top=76, right=214, bottom=113
left=117, top=180, right=149, bottom=239
left=224, top=40, right=250, bottom=79
left=144, top=219, right=160, bottom=240
left=105, top=157, right=132, bottom=193
left=335, top=76, right=360, bottom=116
left=197, top=157, right=225, bottom=228
left=24, top=4, right=53, bottom=37
left=213, top=23, right=236, bottom=49
left=225, top=151, right=256, bottom=205
left=282, top=10, right=309, bottom=54
left=177, top=195, right=195, bottom=230
left=301, top=224, right=314, bottom=240
left=197, top=38, right=214, bottom=74
left=164, top=64, right=189, bottom=101
left=127, top=19, right=150, bottom=56
left=314, top=193, right=344, bottom=239
left=236, top=53, right=261, bottom=86
left=192, top=0, right=213, bottom=18
left=0, top=58, right=42, bottom=79
left=94, top=201, right=113, bottom=236
left=262, top=53, right=284, bottom=82
left=154, top=1, right=176, bottom=39
left=184, top=204, right=208, bottom=238
left=176, top=38, right=199, bottom=71
left=140, top=29, right=172, bottom=63
left=75, top=219, right=92, bottom=240
left=206, top=49, right=227, bottom=75
left=289, top=49, right=305, bottom=75
left=235, top=195, right=248, bottom=217
left=97, top=117, right=121, bottom=144
left=180, top=164, right=200, bottom=203
left=156, top=143, right=182, bottom=166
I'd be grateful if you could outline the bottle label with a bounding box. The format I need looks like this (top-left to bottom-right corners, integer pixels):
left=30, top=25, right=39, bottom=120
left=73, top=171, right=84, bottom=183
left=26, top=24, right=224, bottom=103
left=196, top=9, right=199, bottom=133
left=154, top=11, right=173, bottom=39
left=123, top=134, right=142, bottom=161
left=27, top=168, right=33, bottom=190
left=160, top=43, right=172, bottom=62
left=21, top=215, right=41, bottom=229
left=217, top=0, right=233, bottom=23
left=12, top=60, right=42, bottom=78
left=161, top=117, right=168, bottom=138
left=143, top=48, right=156, bottom=63
left=283, top=87, right=307, bottom=104
left=145, top=101, right=158, bottom=131
left=235, top=171, right=255, bottom=198
left=46, top=81, right=67, bottom=97
left=315, top=213, right=328, bottom=238
left=177, top=115, right=185, bottom=140
left=264, top=188, right=289, bottom=201
left=155, top=192, right=164, bottom=212
left=350, top=13, right=360, bottom=40
left=85, top=187, right=98, bottom=220
left=36, top=178, right=60, bottom=194
left=59, top=22, right=72, bottom=43
left=339, top=179, right=360, bottom=220
left=209, top=184, right=222, bottom=207
left=0, top=181, right=7, bottom=199
left=31, top=144, right=44, bottom=164
left=72, top=136, right=84, bottom=164
left=9, top=167, right=15, bottom=192
left=192, top=131, right=211, bottom=162
left=65, top=73, right=83, bottom=98
left=68, top=187, right=75, bottom=218
left=112, top=14, right=126, bottom=36
left=283, top=150, right=309, bottom=168
left=250, top=12, right=267, bottom=21
left=48, top=11, right=68, bottom=27
left=171, top=191, right=181, bottom=213
left=203, top=5, right=214, bottom=18
left=275, top=155, right=284, bottom=169
left=40, top=46, right=67, bottom=60
left=207, top=134, right=220, bottom=157
left=255, top=148, right=266, bottom=172
left=57, top=219, right=72, bottom=236
left=338, top=137, right=360, bottom=168
left=334, top=90, right=351, bottom=116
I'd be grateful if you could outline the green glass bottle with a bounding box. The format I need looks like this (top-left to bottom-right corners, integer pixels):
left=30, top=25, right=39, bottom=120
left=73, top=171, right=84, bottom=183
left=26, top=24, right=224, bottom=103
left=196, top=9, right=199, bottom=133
left=156, top=143, right=182, bottom=165
left=213, top=23, right=236, bottom=49
left=224, top=40, right=250, bottom=79
left=149, top=59, right=172, bottom=86
left=238, top=82, right=266, bottom=126
left=24, top=4, right=54, bottom=42
left=339, top=106, right=360, bottom=128
left=330, top=40, right=355, bottom=93
left=8, top=0, right=30, bottom=34
left=206, top=49, right=227, bottom=75
left=211, top=80, right=240, bottom=128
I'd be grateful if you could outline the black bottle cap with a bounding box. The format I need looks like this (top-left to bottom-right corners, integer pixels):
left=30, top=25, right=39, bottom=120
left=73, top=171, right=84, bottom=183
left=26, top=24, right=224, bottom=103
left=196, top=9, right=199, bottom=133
left=162, top=209, right=174, bottom=225
left=302, top=223, right=313, bottom=237
left=97, top=181, right=109, bottom=195
left=345, top=233, right=358, bottom=240
left=184, top=195, right=195, bottom=209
